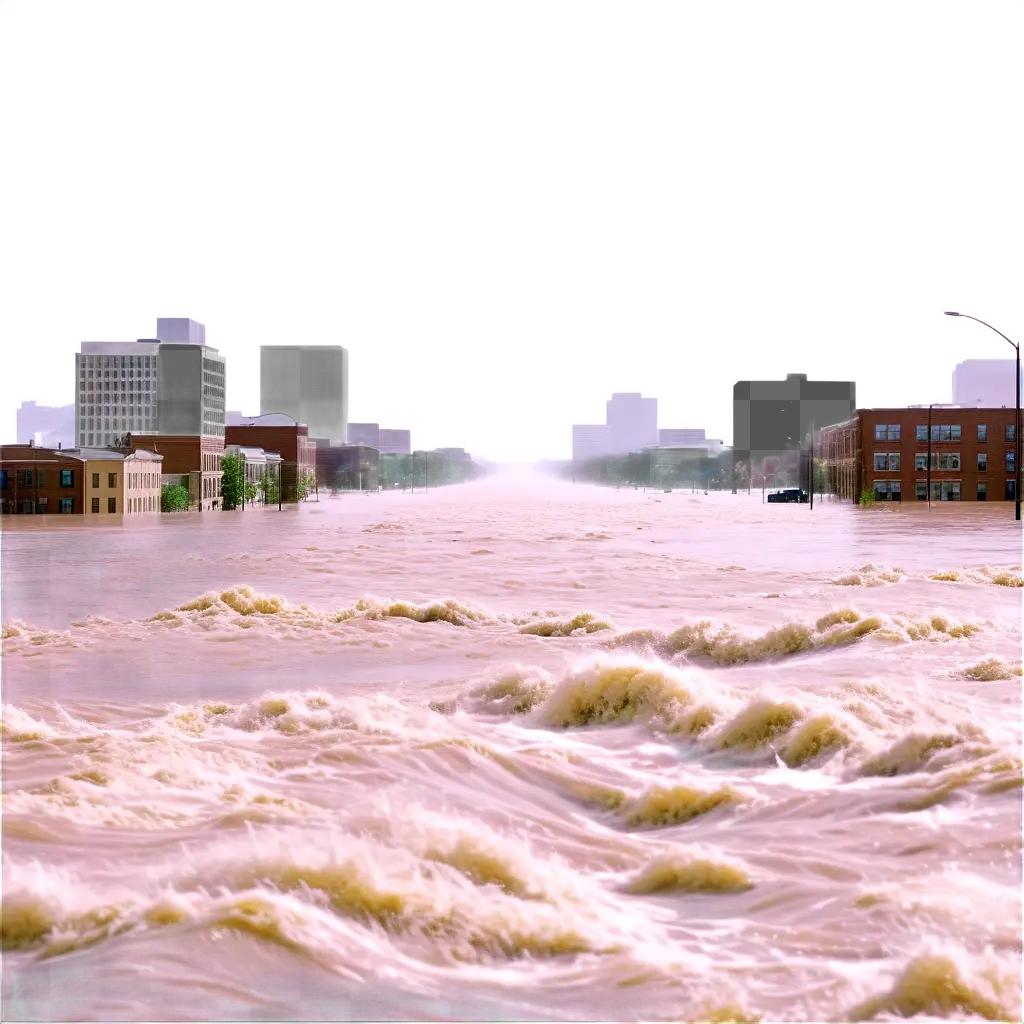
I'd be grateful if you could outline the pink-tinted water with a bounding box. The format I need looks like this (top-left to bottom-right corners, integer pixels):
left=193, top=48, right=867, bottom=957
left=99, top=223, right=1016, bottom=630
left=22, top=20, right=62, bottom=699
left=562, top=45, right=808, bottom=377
left=2, top=472, right=1022, bottom=1021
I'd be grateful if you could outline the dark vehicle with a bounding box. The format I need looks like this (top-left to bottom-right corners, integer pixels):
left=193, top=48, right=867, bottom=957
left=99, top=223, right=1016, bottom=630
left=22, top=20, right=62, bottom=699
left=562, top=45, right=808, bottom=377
left=767, top=488, right=809, bottom=503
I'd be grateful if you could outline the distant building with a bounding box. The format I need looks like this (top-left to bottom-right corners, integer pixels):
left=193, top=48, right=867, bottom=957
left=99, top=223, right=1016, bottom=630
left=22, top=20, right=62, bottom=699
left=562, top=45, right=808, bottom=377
left=572, top=425, right=610, bottom=464
left=75, top=317, right=225, bottom=447
left=17, top=401, right=75, bottom=449
left=260, top=346, right=348, bottom=445
left=130, top=433, right=225, bottom=511
left=347, top=422, right=381, bottom=447
left=952, top=360, right=1022, bottom=408
left=819, top=407, right=1019, bottom=503
left=607, top=393, right=658, bottom=454
left=347, top=423, right=412, bottom=454
left=657, top=428, right=724, bottom=455
left=224, top=423, right=317, bottom=502
left=317, top=445, right=379, bottom=490
left=379, top=429, right=411, bottom=454
left=0, top=444, right=162, bottom=515
left=733, top=373, right=856, bottom=485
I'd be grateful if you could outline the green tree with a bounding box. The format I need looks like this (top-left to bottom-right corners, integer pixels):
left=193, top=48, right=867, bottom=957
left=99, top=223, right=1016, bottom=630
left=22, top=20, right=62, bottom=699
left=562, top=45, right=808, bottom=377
left=296, top=471, right=316, bottom=501
left=858, top=488, right=876, bottom=508
left=258, top=468, right=280, bottom=505
left=221, top=452, right=244, bottom=510
left=161, top=483, right=190, bottom=512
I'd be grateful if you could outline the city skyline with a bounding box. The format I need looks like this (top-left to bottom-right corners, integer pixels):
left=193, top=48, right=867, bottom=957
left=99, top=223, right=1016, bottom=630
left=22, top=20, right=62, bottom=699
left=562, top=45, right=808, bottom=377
left=1, top=1, right=1021, bottom=461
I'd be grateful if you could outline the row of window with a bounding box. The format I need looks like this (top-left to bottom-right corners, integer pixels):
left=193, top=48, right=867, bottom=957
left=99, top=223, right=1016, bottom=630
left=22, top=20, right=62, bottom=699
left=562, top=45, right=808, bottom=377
left=874, top=423, right=1019, bottom=442
left=874, top=479, right=1018, bottom=501
left=4, top=498, right=75, bottom=514
left=0, top=468, right=76, bottom=488
left=873, top=451, right=1016, bottom=472
left=80, top=355, right=157, bottom=369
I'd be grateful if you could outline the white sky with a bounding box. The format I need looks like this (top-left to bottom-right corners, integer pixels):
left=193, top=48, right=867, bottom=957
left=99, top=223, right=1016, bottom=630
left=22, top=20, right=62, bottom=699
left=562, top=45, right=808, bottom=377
left=1, top=0, right=1022, bottom=461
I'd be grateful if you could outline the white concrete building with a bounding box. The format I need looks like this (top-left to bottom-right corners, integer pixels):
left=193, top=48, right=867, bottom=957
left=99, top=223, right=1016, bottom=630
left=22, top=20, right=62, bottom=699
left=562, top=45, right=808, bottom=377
left=75, top=318, right=225, bottom=447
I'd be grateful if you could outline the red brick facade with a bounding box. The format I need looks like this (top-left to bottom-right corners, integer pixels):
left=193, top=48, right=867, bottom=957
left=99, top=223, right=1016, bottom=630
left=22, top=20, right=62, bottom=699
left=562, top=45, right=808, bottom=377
left=0, top=446, right=85, bottom=514
left=820, top=408, right=1019, bottom=503
left=224, top=425, right=316, bottom=501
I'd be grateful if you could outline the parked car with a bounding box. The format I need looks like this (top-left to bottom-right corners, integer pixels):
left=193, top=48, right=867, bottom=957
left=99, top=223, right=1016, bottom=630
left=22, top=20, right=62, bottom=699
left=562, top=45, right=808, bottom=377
left=767, top=488, right=809, bottom=503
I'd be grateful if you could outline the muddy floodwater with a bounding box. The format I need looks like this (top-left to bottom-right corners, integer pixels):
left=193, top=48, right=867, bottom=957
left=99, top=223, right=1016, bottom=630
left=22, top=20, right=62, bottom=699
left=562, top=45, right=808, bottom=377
left=2, top=472, right=1022, bottom=1022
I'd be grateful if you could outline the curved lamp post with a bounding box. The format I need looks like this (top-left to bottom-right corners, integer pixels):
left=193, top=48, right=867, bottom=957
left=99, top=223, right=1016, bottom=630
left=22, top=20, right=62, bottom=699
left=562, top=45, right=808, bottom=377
left=943, top=312, right=1021, bottom=521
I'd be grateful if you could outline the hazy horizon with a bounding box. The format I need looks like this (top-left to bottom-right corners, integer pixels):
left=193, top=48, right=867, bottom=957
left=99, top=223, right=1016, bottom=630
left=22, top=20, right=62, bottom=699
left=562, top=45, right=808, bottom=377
left=2, top=0, right=1021, bottom=461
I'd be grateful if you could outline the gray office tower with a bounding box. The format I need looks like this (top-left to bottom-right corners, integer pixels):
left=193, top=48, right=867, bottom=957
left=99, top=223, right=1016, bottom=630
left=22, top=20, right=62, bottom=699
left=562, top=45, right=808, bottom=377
left=76, top=318, right=225, bottom=446
left=260, top=346, right=348, bottom=444
left=732, top=372, right=855, bottom=481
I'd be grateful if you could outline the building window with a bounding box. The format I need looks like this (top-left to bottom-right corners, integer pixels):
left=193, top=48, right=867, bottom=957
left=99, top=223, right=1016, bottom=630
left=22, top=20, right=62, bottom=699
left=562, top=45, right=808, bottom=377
left=60, top=469, right=73, bottom=487
left=92, top=497, right=100, bottom=513
left=21, top=469, right=33, bottom=486
left=873, top=480, right=901, bottom=501
left=977, top=452, right=988, bottom=471
left=108, top=472, right=116, bottom=488
left=0, top=470, right=6, bottom=489
left=916, top=424, right=927, bottom=442
left=108, top=497, right=116, bottom=514
left=1007, top=451, right=1016, bottom=472
left=1007, top=424, right=1017, bottom=442
left=92, top=472, right=100, bottom=488
left=938, top=453, right=960, bottom=471
left=59, top=497, right=73, bottom=513
left=1007, top=480, right=1017, bottom=500
left=36, top=498, right=48, bottom=512
left=873, top=453, right=888, bottom=471
left=977, top=482, right=987, bottom=501
left=929, top=424, right=961, bottom=442
left=977, top=424, right=987, bottom=442
left=874, top=424, right=900, bottom=441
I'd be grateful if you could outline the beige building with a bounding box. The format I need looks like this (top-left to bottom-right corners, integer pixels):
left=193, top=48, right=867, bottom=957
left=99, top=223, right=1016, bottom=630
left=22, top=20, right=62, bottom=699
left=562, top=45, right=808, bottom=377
left=70, top=447, right=163, bottom=516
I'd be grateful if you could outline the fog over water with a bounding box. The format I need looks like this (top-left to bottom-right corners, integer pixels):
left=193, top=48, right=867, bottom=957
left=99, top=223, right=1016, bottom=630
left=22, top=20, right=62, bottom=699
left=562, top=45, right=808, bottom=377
left=2, top=471, right=1022, bottom=1022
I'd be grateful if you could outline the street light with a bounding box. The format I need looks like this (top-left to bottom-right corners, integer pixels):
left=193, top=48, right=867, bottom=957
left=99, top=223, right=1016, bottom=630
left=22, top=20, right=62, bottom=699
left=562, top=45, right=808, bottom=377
left=944, top=312, right=1021, bottom=521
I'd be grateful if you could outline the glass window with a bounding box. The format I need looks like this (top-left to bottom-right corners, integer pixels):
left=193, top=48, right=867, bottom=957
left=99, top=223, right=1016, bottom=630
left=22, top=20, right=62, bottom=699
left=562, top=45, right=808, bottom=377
left=916, top=481, right=927, bottom=501
left=887, top=424, right=901, bottom=441
left=873, top=480, right=900, bottom=501
left=91, top=497, right=100, bottom=513
left=108, top=472, right=116, bottom=488
left=0, top=470, right=6, bottom=489
left=1007, top=480, right=1018, bottom=500
left=938, top=453, right=960, bottom=471
left=977, top=424, right=987, bottom=442
left=887, top=453, right=900, bottom=471
left=36, top=497, right=48, bottom=512
left=92, top=472, right=99, bottom=488
left=916, top=425, right=927, bottom=442
left=59, top=497, right=73, bottom=513
left=1007, top=423, right=1017, bottom=442
left=873, top=453, right=888, bottom=471
left=977, top=452, right=988, bottom=471
left=108, top=497, right=116, bottom=514
left=1007, top=451, right=1016, bottom=472
left=21, top=469, right=33, bottom=486
left=874, top=424, right=887, bottom=441
left=60, top=469, right=73, bottom=487
left=977, top=482, right=987, bottom=501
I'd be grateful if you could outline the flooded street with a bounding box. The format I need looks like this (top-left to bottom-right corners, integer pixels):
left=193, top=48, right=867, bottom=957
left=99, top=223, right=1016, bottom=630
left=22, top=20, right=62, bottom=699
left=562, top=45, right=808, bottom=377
left=2, top=472, right=1022, bottom=1022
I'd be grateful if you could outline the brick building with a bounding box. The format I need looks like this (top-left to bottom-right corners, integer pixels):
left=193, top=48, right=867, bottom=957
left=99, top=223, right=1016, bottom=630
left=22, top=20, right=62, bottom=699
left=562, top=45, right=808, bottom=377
left=224, top=424, right=316, bottom=501
left=0, top=444, right=163, bottom=515
left=130, top=434, right=225, bottom=511
left=819, top=407, right=1019, bottom=503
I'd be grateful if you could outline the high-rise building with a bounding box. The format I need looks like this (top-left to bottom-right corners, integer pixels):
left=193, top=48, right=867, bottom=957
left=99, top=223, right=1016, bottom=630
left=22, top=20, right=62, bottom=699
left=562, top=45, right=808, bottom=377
left=75, top=318, right=225, bottom=447
left=347, top=422, right=380, bottom=447
left=952, top=360, right=1022, bottom=408
left=606, top=393, right=658, bottom=454
left=572, top=424, right=610, bottom=463
left=657, top=428, right=724, bottom=455
left=347, top=423, right=412, bottom=454
left=260, top=346, right=348, bottom=445
left=732, top=373, right=855, bottom=483
left=17, top=401, right=75, bottom=448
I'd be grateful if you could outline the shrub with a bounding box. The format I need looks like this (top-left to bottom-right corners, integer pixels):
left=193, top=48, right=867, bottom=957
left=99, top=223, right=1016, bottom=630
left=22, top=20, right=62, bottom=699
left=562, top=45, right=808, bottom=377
left=858, top=489, right=876, bottom=508
left=161, top=483, right=190, bottom=512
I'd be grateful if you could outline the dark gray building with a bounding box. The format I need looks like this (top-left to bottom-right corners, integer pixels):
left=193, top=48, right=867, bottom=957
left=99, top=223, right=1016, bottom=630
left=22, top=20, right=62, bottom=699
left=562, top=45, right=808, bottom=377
left=75, top=318, right=225, bottom=447
left=260, top=346, right=348, bottom=445
left=732, top=372, right=856, bottom=485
